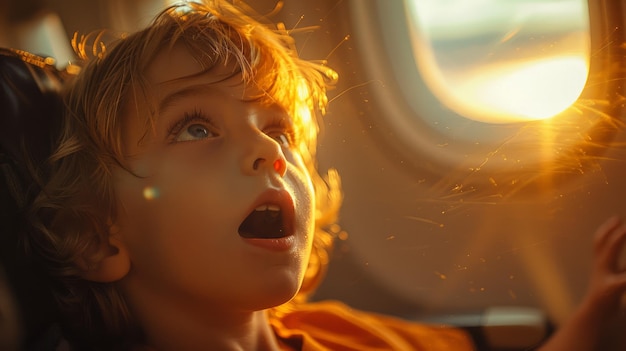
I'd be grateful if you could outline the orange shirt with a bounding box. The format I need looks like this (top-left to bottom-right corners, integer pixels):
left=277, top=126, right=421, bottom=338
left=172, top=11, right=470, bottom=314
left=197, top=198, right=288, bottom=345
left=271, top=301, right=476, bottom=351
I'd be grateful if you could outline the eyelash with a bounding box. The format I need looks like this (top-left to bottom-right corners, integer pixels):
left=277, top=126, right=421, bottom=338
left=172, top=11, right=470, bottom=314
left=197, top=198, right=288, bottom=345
left=265, top=118, right=297, bottom=147
left=167, top=109, right=214, bottom=142
left=167, top=109, right=297, bottom=146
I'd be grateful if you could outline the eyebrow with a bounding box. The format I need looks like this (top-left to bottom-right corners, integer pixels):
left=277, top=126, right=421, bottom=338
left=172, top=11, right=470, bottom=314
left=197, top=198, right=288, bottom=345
left=156, top=68, right=244, bottom=115
left=157, top=84, right=218, bottom=115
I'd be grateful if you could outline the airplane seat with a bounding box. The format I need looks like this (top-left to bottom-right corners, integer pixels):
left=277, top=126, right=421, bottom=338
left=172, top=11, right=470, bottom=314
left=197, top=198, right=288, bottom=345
left=0, top=48, right=67, bottom=351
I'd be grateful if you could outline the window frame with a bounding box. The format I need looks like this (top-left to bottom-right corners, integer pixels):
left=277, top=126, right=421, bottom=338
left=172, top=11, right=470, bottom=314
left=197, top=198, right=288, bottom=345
left=349, top=0, right=625, bottom=195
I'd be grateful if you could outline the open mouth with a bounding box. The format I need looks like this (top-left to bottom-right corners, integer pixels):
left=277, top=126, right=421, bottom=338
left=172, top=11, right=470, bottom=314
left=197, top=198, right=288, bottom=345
left=238, top=204, right=288, bottom=239
left=238, top=189, right=295, bottom=240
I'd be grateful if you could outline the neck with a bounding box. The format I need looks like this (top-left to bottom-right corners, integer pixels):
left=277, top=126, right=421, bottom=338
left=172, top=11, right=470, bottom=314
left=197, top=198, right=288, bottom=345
left=121, top=281, right=282, bottom=351
left=146, top=309, right=278, bottom=351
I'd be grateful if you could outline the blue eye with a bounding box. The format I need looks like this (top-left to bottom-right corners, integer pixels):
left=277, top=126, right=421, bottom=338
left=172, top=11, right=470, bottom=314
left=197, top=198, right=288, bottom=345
left=176, top=124, right=214, bottom=142
left=168, top=109, right=217, bottom=143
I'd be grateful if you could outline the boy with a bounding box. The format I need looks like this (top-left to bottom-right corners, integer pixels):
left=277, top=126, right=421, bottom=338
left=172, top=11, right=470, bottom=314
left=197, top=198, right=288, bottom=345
left=26, top=1, right=472, bottom=349
left=3, top=0, right=625, bottom=349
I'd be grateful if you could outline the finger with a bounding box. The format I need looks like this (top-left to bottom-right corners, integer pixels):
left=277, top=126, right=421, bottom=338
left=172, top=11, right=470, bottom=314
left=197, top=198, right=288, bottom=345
left=595, top=222, right=626, bottom=271
left=594, top=216, right=623, bottom=254
left=616, top=273, right=626, bottom=289
left=606, top=273, right=626, bottom=297
left=604, top=224, right=626, bottom=272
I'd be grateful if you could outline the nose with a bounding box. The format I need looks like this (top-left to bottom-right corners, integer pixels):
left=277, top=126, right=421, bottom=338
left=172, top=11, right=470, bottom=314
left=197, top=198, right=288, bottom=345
left=241, top=133, right=287, bottom=177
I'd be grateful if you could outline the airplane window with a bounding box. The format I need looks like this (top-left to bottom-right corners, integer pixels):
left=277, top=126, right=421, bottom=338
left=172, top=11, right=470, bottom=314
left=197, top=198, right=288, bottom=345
left=312, top=0, right=626, bottom=335
left=349, top=0, right=620, bottom=187
left=405, top=0, right=590, bottom=123
left=405, top=0, right=589, bottom=122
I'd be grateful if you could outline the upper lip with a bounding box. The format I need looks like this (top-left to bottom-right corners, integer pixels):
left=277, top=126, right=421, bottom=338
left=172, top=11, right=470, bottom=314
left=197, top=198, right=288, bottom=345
left=239, top=188, right=295, bottom=237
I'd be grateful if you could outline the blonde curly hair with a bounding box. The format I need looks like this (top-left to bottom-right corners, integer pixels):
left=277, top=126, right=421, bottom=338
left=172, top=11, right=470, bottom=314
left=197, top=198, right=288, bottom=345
left=29, top=1, right=342, bottom=347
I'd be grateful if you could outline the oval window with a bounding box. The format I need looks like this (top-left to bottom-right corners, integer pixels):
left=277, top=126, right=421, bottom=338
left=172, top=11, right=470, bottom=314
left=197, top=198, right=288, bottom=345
left=349, top=0, right=622, bottom=197
left=405, top=0, right=590, bottom=123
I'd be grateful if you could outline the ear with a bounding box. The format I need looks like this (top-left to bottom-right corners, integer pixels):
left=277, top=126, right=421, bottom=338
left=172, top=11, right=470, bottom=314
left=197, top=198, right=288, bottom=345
left=79, top=231, right=131, bottom=283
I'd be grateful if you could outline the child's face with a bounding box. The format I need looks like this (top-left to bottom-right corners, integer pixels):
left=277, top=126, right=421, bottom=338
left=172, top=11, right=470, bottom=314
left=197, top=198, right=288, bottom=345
left=110, top=44, right=316, bottom=312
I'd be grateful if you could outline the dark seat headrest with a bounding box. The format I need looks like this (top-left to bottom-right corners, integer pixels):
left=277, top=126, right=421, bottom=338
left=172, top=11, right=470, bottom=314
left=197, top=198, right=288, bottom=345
left=0, top=48, right=67, bottom=350
left=0, top=48, right=65, bottom=187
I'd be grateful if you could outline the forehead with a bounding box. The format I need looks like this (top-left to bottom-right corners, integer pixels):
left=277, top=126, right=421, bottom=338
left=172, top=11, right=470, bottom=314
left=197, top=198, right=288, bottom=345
left=148, top=43, right=236, bottom=90
left=142, top=43, right=269, bottom=105
left=147, top=43, right=204, bottom=84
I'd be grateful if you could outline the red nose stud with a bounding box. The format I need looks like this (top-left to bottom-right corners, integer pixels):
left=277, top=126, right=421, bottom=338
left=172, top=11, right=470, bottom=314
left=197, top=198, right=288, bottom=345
left=273, top=159, right=286, bottom=174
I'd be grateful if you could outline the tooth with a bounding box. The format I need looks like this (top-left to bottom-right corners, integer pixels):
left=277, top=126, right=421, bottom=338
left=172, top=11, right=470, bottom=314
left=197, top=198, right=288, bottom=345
left=254, top=204, right=281, bottom=212
left=266, top=208, right=280, bottom=221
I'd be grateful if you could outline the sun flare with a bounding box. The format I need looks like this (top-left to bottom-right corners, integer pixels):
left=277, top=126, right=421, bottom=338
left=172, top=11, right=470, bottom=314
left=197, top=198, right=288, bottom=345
left=449, top=55, right=589, bottom=123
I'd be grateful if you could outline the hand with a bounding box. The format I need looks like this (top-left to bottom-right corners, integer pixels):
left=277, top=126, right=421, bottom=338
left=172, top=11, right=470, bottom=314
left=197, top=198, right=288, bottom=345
left=538, top=216, right=626, bottom=351
left=576, top=216, right=626, bottom=350
left=585, top=216, right=626, bottom=313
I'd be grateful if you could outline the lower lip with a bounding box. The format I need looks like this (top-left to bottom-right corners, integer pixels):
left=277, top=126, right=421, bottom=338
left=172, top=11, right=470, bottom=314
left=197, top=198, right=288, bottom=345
left=241, top=235, right=295, bottom=251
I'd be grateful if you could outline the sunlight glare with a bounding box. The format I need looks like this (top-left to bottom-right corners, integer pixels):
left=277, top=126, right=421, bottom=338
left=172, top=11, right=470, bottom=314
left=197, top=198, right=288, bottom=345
left=405, top=0, right=590, bottom=124
left=295, top=78, right=315, bottom=141
left=451, top=56, right=589, bottom=123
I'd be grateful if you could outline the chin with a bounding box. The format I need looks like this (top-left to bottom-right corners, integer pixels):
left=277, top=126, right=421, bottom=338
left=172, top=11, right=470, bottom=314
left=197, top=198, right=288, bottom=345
left=248, top=272, right=304, bottom=311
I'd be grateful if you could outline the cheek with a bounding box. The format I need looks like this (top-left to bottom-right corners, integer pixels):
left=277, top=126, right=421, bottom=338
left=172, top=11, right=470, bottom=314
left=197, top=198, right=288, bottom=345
left=112, top=170, right=232, bottom=291
left=112, top=157, right=224, bottom=252
left=288, top=153, right=316, bottom=237
left=289, top=152, right=315, bottom=207
left=115, top=169, right=220, bottom=233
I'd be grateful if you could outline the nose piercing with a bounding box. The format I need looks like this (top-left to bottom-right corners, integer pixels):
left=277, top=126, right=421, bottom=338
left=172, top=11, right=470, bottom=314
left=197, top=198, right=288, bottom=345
left=273, top=159, right=285, bottom=173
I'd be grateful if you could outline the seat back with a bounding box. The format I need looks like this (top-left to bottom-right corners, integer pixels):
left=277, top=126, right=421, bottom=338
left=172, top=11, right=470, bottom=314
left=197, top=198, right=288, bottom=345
left=0, top=48, right=66, bottom=350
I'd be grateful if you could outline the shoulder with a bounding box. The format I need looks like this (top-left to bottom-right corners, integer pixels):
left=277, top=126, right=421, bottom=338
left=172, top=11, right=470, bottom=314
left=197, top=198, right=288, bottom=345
left=271, top=301, right=475, bottom=351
